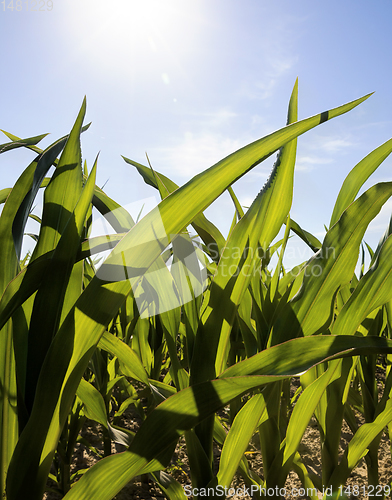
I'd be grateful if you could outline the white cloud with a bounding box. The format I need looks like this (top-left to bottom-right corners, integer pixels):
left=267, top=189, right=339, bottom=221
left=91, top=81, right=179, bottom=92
left=239, top=53, right=298, bottom=102
left=187, top=109, right=238, bottom=128
left=244, top=78, right=278, bottom=102
left=149, top=105, right=260, bottom=179
left=355, top=120, right=392, bottom=131
left=305, top=133, right=356, bottom=154
left=295, top=155, right=333, bottom=172
left=236, top=16, right=299, bottom=103
left=271, top=58, right=296, bottom=74
left=154, top=132, right=245, bottom=178
left=320, top=138, right=355, bottom=153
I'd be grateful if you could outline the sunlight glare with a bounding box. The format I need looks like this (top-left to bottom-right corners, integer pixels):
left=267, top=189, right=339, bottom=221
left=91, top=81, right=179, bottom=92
left=63, top=0, right=202, bottom=72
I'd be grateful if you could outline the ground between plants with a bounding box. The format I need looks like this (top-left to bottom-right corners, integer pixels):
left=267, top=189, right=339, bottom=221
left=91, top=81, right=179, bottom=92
left=43, top=375, right=392, bottom=500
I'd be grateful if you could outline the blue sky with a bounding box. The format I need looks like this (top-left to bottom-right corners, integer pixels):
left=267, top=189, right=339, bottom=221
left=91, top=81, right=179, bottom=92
left=1, top=0, right=392, bottom=267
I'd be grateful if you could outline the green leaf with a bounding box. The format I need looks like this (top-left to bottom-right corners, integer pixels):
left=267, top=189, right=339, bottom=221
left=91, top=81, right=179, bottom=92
left=370, top=212, right=392, bottom=268
left=24, top=100, right=91, bottom=414
left=215, top=393, right=266, bottom=487
left=76, top=378, right=108, bottom=429
left=0, top=135, right=63, bottom=499
left=270, top=182, right=392, bottom=344
left=0, top=133, right=48, bottom=154
left=61, top=335, right=392, bottom=500
left=221, top=335, right=392, bottom=379
left=330, top=137, right=392, bottom=227
left=150, top=470, right=187, bottom=500
left=78, top=233, right=126, bottom=260
left=92, top=186, right=135, bottom=233
left=11, top=136, right=70, bottom=258
left=0, top=253, right=51, bottom=332
left=6, top=91, right=372, bottom=500
left=279, top=360, right=341, bottom=476
left=1, top=124, right=90, bottom=156
left=289, top=217, right=321, bottom=252
left=191, top=79, right=299, bottom=383
left=332, top=234, right=392, bottom=336
left=0, top=188, right=11, bottom=204
left=328, top=397, right=392, bottom=489
left=31, top=98, right=86, bottom=260
left=98, top=331, right=150, bottom=386
left=227, top=185, right=245, bottom=219
left=270, top=215, right=291, bottom=300
left=122, top=155, right=225, bottom=260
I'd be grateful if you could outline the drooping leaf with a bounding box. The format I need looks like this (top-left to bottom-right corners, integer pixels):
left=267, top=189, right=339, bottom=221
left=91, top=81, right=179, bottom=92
left=61, top=335, right=392, bottom=500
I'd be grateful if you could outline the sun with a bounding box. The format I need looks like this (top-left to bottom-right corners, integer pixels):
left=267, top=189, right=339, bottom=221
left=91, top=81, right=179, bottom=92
left=62, top=0, right=200, bottom=71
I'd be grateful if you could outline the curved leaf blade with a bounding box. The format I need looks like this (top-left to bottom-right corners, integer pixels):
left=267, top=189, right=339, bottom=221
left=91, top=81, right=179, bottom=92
left=271, top=182, right=392, bottom=344
left=62, top=335, right=392, bottom=500
left=332, top=234, right=392, bottom=336
left=330, top=137, right=392, bottom=227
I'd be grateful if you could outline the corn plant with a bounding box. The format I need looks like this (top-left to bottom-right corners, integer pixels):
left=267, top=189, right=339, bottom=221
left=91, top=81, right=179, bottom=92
left=124, top=83, right=392, bottom=499
left=124, top=85, right=391, bottom=497
left=1, top=82, right=392, bottom=500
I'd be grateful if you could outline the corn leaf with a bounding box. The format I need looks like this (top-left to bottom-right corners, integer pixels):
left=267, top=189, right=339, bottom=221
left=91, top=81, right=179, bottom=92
left=330, top=137, right=392, bottom=227
left=215, top=393, right=266, bottom=487
left=76, top=378, right=108, bottom=429
left=0, top=133, right=48, bottom=154
left=62, top=335, right=392, bottom=500
left=122, top=156, right=225, bottom=259
left=270, top=182, right=392, bottom=344
left=332, top=234, right=392, bottom=336
left=0, top=188, right=11, bottom=204
left=191, top=78, right=298, bottom=383
left=328, top=397, right=392, bottom=489
left=5, top=91, right=372, bottom=500
left=24, top=100, right=90, bottom=413
left=97, top=331, right=150, bottom=386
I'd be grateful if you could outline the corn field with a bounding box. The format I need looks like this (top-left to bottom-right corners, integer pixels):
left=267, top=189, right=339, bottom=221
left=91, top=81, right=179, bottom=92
left=1, top=81, right=392, bottom=500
